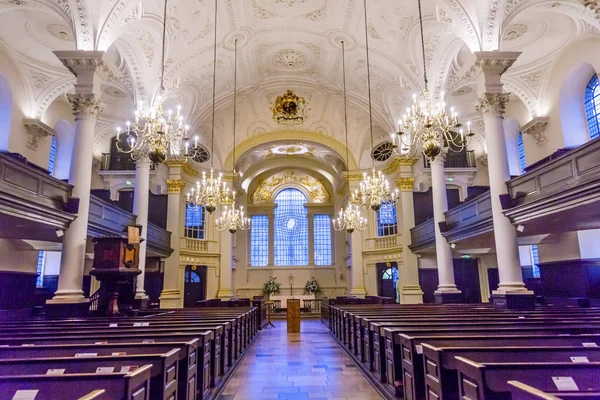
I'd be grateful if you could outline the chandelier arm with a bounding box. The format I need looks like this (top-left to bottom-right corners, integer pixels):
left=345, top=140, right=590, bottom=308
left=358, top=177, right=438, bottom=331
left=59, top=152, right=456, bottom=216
left=210, top=0, right=218, bottom=168
left=362, top=0, right=375, bottom=168
left=417, top=0, right=428, bottom=88
left=159, top=0, right=168, bottom=93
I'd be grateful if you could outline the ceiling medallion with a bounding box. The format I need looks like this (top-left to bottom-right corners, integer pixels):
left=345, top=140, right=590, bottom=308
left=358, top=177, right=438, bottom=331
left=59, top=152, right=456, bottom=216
left=46, top=24, right=74, bottom=41
left=267, top=143, right=311, bottom=156
left=270, top=90, right=307, bottom=126
left=273, top=49, right=306, bottom=69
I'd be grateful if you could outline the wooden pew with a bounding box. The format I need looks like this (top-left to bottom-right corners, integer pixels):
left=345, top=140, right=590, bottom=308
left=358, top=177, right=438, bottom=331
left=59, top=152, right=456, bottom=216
left=508, top=380, right=600, bottom=400
left=456, top=357, right=600, bottom=400
left=0, top=341, right=199, bottom=400
left=0, top=364, right=153, bottom=400
left=0, top=350, right=179, bottom=400
left=423, top=344, right=600, bottom=400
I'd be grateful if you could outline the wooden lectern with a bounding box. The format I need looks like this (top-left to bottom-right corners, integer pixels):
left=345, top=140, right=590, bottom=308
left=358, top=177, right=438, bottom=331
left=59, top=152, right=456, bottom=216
left=89, top=226, right=142, bottom=316
left=287, top=299, right=301, bottom=333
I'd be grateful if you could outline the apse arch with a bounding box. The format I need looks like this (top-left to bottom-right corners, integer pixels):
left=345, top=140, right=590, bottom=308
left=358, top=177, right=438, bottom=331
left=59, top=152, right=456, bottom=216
left=0, top=73, right=13, bottom=151
left=559, top=63, right=596, bottom=147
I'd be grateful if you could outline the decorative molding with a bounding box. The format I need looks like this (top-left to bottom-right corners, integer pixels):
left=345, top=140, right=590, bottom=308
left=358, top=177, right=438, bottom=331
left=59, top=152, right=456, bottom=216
left=396, top=177, right=415, bottom=192
left=167, top=179, right=186, bottom=194
left=164, top=159, right=187, bottom=168
left=583, top=0, right=600, bottom=17
left=67, top=93, right=102, bottom=119
left=475, top=92, right=511, bottom=117
left=381, top=157, right=419, bottom=175
left=522, top=117, right=549, bottom=146
left=23, top=119, right=55, bottom=151
left=251, top=170, right=330, bottom=204
left=469, top=51, right=520, bottom=92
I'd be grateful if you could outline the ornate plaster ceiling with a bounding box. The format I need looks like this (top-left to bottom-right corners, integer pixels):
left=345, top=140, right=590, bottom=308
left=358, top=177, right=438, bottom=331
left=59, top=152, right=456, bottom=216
left=0, top=0, right=597, bottom=167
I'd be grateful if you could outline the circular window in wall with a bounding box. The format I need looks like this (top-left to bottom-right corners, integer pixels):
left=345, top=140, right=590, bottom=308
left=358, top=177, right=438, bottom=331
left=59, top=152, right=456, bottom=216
left=193, top=145, right=210, bottom=163
left=372, top=141, right=394, bottom=162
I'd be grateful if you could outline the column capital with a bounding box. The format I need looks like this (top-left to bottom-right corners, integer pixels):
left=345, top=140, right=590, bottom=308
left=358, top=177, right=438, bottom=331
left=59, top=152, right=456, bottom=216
left=472, top=51, right=521, bottom=93
left=54, top=51, right=112, bottom=94
left=67, top=93, right=102, bottom=120
left=167, top=179, right=186, bottom=194
left=476, top=92, right=511, bottom=117
left=395, top=177, right=414, bottom=192
left=23, top=119, right=55, bottom=151
left=522, top=117, right=549, bottom=146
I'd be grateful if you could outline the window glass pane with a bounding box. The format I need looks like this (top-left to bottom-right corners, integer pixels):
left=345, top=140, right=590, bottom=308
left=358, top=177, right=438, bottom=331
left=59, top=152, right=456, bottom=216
left=184, top=204, right=205, bottom=239
left=48, top=136, right=57, bottom=175
left=585, top=75, right=600, bottom=140
left=36, top=251, right=45, bottom=287
left=250, top=215, right=269, bottom=267
left=377, top=202, right=398, bottom=237
left=531, top=245, right=540, bottom=279
left=313, top=214, right=332, bottom=266
left=274, top=189, right=308, bottom=266
left=517, top=132, right=526, bottom=173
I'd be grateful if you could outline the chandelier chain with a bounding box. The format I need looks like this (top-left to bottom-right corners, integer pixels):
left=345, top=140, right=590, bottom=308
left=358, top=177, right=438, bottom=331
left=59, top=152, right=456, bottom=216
left=159, top=0, right=168, bottom=94
left=362, top=0, right=375, bottom=167
left=342, top=41, right=349, bottom=173
left=233, top=39, right=238, bottom=175
left=417, top=0, right=428, bottom=87
left=210, top=0, right=218, bottom=168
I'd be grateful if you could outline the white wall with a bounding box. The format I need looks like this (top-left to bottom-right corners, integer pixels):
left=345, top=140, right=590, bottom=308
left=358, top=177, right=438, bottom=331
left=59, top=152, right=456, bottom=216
left=577, top=230, right=600, bottom=259
left=0, top=239, right=38, bottom=273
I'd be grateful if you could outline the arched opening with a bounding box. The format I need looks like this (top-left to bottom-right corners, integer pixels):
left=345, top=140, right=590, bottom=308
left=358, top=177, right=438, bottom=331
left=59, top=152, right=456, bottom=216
left=377, top=263, right=399, bottom=303
left=0, top=73, right=13, bottom=151
left=560, top=63, right=597, bottom=147
left=274, top=188, right=309, bottom=266
left=184, top=265, right=207, bottom=307
left=585, top=74, right=600, bottom=140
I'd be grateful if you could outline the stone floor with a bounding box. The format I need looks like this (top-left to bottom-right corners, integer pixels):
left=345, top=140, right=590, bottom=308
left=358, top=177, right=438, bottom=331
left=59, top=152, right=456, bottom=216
left=218, top=319, right=383, bottom=400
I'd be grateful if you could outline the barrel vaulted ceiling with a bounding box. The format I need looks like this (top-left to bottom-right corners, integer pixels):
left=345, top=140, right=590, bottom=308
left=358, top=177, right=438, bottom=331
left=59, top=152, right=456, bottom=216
left=0, top=0, right=598, bottom=168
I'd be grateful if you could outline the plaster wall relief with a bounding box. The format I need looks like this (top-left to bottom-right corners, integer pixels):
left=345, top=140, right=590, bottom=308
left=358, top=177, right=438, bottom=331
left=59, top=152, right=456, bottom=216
left=251, top=170, right=330, bottom=204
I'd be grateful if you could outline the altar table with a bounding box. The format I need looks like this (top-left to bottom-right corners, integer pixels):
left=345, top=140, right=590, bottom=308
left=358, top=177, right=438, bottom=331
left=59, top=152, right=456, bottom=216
left=270, top=294, right=315, bottom=309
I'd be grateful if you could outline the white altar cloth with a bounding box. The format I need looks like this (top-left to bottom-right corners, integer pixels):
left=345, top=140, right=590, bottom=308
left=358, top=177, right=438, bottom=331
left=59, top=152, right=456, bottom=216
left=270, top=294, right=315, bottom=309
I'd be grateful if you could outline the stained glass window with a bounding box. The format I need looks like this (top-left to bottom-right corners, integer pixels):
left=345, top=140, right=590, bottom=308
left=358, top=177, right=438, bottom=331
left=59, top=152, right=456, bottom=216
left=48, top=136, right=56, bottom=175
left=250, top=215, right=269, bottom=267
left=274, top=189, right=308, bottom=266
left=36, top=251, right=45, bottom=287
left=517, top=132, right=526, bottom=173
left=313, top=214, right=332, bottom=265
left=184, top=204, right=205, bottom=239
left=531, top=245, right=540, bottom=278
left=377, top=202, right=398, bottom=237
left=585, top=74, right=600, bottom=140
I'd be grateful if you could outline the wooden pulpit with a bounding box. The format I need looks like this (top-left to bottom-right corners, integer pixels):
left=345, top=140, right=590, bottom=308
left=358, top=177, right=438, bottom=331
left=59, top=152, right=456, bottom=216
left=89, top=227, right=142, bottom=316
left=287, top=299, right=301, bottom=333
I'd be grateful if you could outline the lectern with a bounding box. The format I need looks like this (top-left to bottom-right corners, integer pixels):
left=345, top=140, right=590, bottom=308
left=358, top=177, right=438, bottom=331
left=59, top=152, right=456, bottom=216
left=287, top=299, right=301, bottom=333
left=89, top=227, right=142, bottom=315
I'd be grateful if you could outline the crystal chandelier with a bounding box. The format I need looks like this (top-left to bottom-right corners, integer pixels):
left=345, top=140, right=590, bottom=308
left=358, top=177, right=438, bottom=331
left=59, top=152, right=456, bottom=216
left=186, top=0, right=229, bottom=214
left=353, top=0, right=398, bottom=212
left=214, top=39, right=250, bottom=233
left=333, top=41, right=367, bottom=234
left=391, top=0, right=473, bottom=161
left=116, top=0, right=199, bottom=164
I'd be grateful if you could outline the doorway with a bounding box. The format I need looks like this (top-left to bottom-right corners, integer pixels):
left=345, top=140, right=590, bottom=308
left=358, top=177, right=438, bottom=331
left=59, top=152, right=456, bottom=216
left=184, top=265, right=207, bottom=308
left=377, top=262, right=399, bottom=303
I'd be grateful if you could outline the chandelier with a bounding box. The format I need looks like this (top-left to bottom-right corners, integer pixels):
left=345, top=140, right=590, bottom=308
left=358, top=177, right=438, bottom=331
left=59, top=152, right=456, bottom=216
left=353, top=0, right=398, bottom=212
left=391, top=0, right=473, bottom=161
left=214, top=39, right=250, bottom=233
left=116, top=0, right=199, bottom=164
left=186, top=0, right=229, bottom=213
left=333, top=41, right=367, bottom=234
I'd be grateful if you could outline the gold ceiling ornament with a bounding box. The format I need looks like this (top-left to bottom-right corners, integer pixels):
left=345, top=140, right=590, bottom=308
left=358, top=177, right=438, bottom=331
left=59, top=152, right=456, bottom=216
left=270, top=90, right=307, bottom=126
left=251, top=170, right=330, bottom=204
left=395, top=177, right=415, bottom=192
left=266, top=143, right=314, bottom=157
left=381, top=157, right=419, bottom=175
left=167, top=179, right=186, bottom=194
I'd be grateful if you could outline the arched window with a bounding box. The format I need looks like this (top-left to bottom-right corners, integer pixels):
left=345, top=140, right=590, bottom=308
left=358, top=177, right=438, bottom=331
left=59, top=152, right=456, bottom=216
left=184, top=204, right=205, bottom=239
left=376, top=202, right=398, bottom=237
left=250, top=215, right=269, bottom=266
left=274, top=188, right=308, bottom=266
left=48, top=136, right=57, bottom=175
left=36, top=251, right=45, bottom=288
left=585, top=74, right=600, bottom=140
left=382, top=267, right=399, bottom=303
left=517, top=132, right=526, bottom=173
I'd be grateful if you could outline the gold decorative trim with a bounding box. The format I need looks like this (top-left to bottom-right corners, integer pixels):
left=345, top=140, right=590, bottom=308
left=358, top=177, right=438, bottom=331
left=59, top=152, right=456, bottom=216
left=396, top=177, right=415, bottom=191
left=382, top=157, right=419, bottom=175
left=182, top=163, right=233, bottom=181
left=252, top=170, right=330, bottom=203
left=167, top=179, right=186, bottom=194
left=164, top=159, right=187, bottom=168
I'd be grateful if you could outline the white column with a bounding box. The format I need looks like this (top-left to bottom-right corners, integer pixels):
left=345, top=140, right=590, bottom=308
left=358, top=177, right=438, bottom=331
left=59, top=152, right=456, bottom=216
left=474, top=51, right=531, bottom=295
left=48, top=51, right=105, bottom=304
left=159, top=174, right=185, bottom=308
left=349, top=229, right=366, bottom=297
left=217, top=226, right=234, bottom=299
left=430, top=157, right=461, bottom=297
left=133, top=157, right=151, bottom=299
left=397, top=177, right=423, bottom=303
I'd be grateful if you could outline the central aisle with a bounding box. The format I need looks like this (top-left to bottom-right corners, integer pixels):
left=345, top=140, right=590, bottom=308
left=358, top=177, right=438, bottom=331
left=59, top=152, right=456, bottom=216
left=219, top=319, right=383, bottom=400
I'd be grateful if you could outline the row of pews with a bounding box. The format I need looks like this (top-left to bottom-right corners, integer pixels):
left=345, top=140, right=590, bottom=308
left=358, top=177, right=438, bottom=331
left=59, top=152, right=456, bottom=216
left=0, top=305, right=264, bottom=400
left=322, top=301, right=600, bottom=400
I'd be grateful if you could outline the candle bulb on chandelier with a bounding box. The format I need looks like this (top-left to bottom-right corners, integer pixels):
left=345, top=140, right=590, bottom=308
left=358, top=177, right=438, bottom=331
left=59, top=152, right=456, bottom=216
left=116, top=126, right=121, bottom=139
left=467, top=120, right=472, bottom=134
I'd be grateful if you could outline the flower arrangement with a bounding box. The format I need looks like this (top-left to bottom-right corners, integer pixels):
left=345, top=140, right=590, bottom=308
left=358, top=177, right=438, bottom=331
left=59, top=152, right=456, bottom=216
left=263, top=277, right=281, bottom=295
left=304, top=277, right=320, bottom=294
